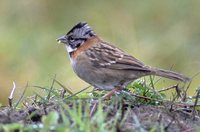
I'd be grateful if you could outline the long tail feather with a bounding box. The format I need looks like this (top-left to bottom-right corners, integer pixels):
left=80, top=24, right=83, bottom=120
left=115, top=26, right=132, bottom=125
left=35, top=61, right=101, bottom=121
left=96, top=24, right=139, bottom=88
left=152, top=68, right=191, bottom=82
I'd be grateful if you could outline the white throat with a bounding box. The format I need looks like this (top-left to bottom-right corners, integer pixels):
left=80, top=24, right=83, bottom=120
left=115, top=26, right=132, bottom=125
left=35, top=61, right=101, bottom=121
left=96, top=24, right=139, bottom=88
left=65, top=45, right=76, bottom=65
left=65, top=45, right=76, bottom=53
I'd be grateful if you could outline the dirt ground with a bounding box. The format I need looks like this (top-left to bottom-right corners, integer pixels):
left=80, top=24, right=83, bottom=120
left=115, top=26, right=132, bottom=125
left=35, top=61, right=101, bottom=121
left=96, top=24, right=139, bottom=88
left=0, top=100, right=199, bottom=132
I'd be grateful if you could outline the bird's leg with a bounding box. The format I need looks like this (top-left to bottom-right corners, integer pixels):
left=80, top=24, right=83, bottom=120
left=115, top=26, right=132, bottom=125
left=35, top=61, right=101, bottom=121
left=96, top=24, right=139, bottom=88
left=102, top=86, right=122, bottom=100
left=90, top=86, right=122, bottom=117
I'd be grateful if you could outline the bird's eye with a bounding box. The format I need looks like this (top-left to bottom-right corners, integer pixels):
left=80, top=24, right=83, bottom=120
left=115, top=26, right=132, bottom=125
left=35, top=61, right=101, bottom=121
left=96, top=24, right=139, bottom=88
left=68, top=36, right=75, bottom=42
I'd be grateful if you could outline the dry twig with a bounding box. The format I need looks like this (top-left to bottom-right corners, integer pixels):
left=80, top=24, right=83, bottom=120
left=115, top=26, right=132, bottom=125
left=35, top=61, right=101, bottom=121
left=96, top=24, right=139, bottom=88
left=8, top=81, right=16, bottom=108
left=158, top=84, right=178, bottom=93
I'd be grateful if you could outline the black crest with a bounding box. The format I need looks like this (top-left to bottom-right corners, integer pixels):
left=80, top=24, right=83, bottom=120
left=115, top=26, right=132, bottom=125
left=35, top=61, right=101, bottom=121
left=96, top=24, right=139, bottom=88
left=67, top=22, right=88, bottom=35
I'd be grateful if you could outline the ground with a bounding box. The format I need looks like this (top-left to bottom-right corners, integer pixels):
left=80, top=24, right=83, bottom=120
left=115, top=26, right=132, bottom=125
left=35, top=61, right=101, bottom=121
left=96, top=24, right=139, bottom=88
left=0, top=80, right=199, bottom=132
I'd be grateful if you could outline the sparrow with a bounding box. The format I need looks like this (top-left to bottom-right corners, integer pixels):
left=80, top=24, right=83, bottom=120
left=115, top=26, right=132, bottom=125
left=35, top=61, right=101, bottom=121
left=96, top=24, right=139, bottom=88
left=57, top=22, right=190, bottom=98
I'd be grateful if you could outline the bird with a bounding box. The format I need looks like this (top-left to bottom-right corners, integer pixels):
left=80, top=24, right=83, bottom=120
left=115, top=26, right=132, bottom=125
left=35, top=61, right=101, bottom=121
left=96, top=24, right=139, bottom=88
left=57, top=22, right=190, bottom=99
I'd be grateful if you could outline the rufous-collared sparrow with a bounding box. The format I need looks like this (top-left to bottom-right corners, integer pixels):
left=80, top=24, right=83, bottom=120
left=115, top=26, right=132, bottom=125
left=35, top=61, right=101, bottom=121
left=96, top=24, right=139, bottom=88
left=57, top=22, right=190, bottom=97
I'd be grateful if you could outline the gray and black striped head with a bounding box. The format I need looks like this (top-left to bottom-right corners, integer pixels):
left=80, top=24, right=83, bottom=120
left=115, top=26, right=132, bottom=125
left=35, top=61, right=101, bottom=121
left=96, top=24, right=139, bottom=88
left=57, top=22, right=96, bottom=53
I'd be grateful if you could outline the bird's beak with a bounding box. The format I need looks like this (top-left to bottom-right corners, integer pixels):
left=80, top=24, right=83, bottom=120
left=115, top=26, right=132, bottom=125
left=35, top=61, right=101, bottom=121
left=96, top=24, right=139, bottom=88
left=56, top=35, right=68, bottom=44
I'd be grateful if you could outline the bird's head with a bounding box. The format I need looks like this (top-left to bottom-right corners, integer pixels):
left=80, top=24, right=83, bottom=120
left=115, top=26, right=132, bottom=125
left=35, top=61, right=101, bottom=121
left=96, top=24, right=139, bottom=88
left=57, top=22, right=96, bottom=53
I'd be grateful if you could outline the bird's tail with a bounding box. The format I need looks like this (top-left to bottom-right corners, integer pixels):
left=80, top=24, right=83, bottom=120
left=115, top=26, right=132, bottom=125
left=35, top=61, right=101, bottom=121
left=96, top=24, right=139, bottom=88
left=152, top=68, right=191, bottom=82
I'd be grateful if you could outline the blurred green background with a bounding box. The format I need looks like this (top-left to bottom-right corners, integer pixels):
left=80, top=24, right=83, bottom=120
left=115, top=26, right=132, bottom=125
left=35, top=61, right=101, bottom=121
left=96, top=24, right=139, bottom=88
left=0, top=0, right=199, bottom=104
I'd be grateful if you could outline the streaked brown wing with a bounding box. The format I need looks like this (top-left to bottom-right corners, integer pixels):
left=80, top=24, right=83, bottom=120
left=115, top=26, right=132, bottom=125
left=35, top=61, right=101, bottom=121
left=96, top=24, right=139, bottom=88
left=85, top=42, right=151, bottom=72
